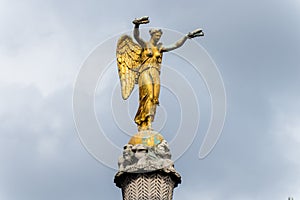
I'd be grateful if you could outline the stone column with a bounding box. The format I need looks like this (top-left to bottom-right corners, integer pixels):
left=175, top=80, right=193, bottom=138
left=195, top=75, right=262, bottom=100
left=115, top=170, right=181, bottom=200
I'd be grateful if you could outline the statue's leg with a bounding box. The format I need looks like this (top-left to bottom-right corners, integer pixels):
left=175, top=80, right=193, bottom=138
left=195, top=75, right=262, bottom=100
left=153, top=83, right=160, bottom=105
left=135, top=71, right=154, bottom=130
left=150, top=68, right=160, bottom=105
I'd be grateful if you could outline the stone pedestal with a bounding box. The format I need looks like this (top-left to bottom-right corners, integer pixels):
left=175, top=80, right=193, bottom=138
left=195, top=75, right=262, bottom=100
left=114, top=130, right=181, bottom=200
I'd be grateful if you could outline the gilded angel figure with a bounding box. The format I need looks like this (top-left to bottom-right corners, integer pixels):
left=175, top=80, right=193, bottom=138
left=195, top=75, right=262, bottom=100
left=116, top=16, right=204, bottom=131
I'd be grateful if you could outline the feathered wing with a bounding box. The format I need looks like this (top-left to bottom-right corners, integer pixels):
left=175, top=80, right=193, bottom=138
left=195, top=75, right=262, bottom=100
left=116, top=35, right=142, bottom=99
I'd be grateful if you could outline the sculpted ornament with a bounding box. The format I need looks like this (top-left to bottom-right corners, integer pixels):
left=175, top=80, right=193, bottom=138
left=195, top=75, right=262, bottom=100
left=117, top=139, right=175, bottom=173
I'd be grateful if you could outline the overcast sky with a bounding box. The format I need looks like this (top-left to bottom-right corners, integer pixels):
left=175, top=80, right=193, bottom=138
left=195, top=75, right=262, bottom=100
left=1, top=0, right=300, bottom=199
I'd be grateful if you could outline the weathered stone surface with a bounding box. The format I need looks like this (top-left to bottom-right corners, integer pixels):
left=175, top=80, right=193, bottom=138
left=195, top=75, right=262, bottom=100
left=115, top=130, right=181, bottom=199
left=117, top=133, right=174, bottom=173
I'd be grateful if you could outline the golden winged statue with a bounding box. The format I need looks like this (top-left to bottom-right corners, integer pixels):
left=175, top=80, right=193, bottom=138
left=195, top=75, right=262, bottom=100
left=116, top=16, right=204, bottom=131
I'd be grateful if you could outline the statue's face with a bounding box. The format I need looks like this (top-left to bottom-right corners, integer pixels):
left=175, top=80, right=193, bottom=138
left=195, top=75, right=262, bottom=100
left=123, top=144, right=133, bottom=159
left=132, top=144, right=148, bottom=160
left=152, top=32, right=162, bottom=43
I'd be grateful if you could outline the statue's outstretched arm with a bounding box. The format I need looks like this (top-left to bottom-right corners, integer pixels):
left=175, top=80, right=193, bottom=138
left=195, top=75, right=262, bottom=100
left=161, top=35, right=188, bottom=52
left=162, top=29, right=204, bottom=52
left=132, top=16, right=149, bottom=48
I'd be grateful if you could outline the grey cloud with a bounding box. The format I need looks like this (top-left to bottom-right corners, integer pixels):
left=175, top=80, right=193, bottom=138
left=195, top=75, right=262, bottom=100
left=0, top=85, right=119, bottom=200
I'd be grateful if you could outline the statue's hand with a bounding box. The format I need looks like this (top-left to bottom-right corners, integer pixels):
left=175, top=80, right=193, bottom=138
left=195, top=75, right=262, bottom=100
left=187, top=29, right=204, bottom=38
left=132, top=16, right=149, bottom=25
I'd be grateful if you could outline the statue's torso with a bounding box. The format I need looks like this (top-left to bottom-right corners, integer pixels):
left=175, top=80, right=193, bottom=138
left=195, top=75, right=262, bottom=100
left=139, top=43, right=163, bottom=73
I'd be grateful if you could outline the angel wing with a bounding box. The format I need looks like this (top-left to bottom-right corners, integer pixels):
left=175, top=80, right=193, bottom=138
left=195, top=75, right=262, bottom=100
left=116, top=35, right=142, bottom=100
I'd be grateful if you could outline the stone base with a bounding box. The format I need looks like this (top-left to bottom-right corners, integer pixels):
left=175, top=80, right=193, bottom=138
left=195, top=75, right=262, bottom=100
left=115, top=130, right=181, bottom=199
left=114, top=170, right=181, bottom=200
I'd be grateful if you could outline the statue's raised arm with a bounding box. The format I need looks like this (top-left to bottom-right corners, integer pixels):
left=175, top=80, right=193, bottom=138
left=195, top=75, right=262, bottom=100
left=132, top=16, right=149, bottom=48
